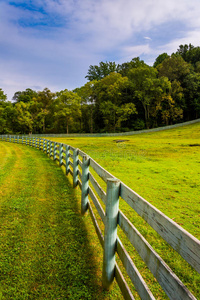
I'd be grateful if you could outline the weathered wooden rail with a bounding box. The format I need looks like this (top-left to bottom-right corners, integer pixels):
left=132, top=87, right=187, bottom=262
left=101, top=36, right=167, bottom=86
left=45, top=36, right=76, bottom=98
left=1, top=135, right=200, bottom=300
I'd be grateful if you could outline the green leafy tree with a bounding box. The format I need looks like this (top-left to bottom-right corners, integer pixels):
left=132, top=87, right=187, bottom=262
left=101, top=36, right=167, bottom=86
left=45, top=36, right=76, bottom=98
left=160, top=95, right=183, bottom=125
left=37, top=88, right=56, bottom=133
left=0, top=88, right=7, bottom=101
left=118, top=57, right=146, bottom=77
left=54, top=90, right=82, bottom=134
left=95, top=72, right=131, bottom=132
left=14, top=102, right=33, bottom=133
left=176, top=44, right=194, bottom=61
left=75, top=81, right=97, bottom=133
left=85, top=61, right=119, bottom=81
left=157, top=55, right=191, bottom=83
left=0, top=89, right=11, bottom=133
left=153, top=53, right=169, bottom=68
left=116, top=103, right=138, bottom=128
left=12, top=88, right=38, bottom=103
left=183, top=72, right=200, bottom=119
left=128, top=65, right=171, bottom=128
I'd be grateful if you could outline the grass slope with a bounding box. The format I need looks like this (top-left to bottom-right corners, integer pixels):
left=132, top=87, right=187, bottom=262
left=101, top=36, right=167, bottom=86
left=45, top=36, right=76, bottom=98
left=0, top=142, right=122, bottom=299
left=50, top=121, right=200, bottom=299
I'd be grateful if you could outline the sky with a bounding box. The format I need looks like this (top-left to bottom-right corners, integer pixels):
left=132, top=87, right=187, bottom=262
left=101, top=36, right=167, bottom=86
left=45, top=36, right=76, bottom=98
left=1, top=0, right=200, bottom=101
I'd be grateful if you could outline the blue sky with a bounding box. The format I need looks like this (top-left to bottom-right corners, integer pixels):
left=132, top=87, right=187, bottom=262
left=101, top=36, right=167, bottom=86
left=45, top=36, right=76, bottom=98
left=1, top=0, right=200, bottom=100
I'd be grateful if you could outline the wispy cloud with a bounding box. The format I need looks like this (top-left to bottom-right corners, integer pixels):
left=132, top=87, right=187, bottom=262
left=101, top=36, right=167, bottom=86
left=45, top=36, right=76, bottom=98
left=0, top=0, right=200, bottom=99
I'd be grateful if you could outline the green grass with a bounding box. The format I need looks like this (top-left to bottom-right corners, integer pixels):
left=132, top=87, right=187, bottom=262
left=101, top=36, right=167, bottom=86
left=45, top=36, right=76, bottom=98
left=0, top=142, right=123, bottom=299
left=50, top=121, right=200, bottom=299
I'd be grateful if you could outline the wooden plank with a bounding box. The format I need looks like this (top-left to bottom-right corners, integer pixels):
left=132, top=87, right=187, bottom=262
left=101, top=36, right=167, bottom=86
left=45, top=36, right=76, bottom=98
left=89, top=172, right=106, bottom=204
left=69, top=145, right=75, bottom=151
left=69, top=153, right=73, bottom=158
left=118, top=211, right=197, bottom=300
left=69, top=160, right=73, bottom=167
left=73, top=149, right=79, bottom=188
left=90, top=158, right=115, bottom=182
left=88, top=201, right=104, bottom=247
left=115, top=263, right=135, bottom=300
left=81, top=155, right=89, bottom=215
left=117, top=237, right=155, bottom=300
left=78, top=149, right=87, bottom=158
left=89, top=187, right=105, bottom=224
left=120, top=183, right=200, bottom=274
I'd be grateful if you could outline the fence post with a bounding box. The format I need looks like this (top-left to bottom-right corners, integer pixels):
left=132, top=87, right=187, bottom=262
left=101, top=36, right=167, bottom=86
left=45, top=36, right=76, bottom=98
left=73, top=148, right=79, bottom=188
left=59, top=143, right=63, bottom=166
left=53, top=142, right=57, bottom=160
left=43, top=139, right=45, bottom=152
left=65, top=145, right=70, bottom=175
left=81, top=155, right=90, bottom=215
left=102, top=178, right=120, bottom=290
left=49, top=141, right=52, bottom=157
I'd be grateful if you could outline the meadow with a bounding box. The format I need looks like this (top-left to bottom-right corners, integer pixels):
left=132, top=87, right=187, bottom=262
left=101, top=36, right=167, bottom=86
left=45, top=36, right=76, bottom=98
left=0, top=122, right=199, bottom=299
left=50, top=122, right=200, bottom=299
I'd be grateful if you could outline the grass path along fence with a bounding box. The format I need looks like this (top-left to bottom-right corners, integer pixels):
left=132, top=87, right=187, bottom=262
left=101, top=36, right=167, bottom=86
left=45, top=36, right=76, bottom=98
left=0, top=141, right=122, bottom=299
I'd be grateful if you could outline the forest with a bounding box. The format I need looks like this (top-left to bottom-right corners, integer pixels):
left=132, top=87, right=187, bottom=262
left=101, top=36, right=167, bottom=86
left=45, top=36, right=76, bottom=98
left=1, top=43, right=200, bottom=134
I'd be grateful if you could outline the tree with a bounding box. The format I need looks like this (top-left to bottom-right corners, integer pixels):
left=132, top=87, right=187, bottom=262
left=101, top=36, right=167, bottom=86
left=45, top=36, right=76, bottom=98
left=94, top=72, right=130, bottom=132
left=183, top=72, right=200, bottom=119
left=157, top=54, right=191, bottom=83
left=116, top=103, right=138, bottom=128
left=118, top=57, right=146, bottom=77
left=160, top=95, right=183, bottom=125
left=75, top=81, right=97, bottom=133
left=14, top=102, right=33, bottom=133
left=12, top=88, right=38, bottom=103
left=85, top=61, right=120, bottom=81
left=153, top=53, right=169, bottom=68
left=128, top=64, right=171, bottom=128
left=54, top=90, right=82, bottom=134
left=0, top=89, right=7, bottom=101
left=176, top=44, right=194, bottom=61
left=37, top=88, right=56, bottom=132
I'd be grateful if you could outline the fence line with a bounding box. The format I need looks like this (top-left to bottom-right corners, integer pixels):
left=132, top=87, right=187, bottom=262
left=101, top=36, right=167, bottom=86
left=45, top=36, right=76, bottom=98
left=7, top=118, right=200, bottom=138
left=1, top=135, right=200, bottom=300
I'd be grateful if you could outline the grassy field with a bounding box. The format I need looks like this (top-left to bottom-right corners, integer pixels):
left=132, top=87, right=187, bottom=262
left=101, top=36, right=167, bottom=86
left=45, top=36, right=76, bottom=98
left=0, top=142, right=123, bottom=299
left=50, top=121, right=200, bottom=299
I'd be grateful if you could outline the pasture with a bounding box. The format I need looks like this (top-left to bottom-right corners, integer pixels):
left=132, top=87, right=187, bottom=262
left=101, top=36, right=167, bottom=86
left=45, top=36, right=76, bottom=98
left=0, top=122, right=199, bottom=299
left=50, top=121, right=200, bottom=299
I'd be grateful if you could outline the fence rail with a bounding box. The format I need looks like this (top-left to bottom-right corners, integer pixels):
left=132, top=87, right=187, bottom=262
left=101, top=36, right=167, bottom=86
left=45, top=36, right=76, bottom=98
left=1, top=134, right=200, bottom=300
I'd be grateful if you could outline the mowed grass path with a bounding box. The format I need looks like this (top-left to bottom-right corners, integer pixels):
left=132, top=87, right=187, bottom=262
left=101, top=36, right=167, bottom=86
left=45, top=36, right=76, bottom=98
left=0, top=142, right=122, bottom=299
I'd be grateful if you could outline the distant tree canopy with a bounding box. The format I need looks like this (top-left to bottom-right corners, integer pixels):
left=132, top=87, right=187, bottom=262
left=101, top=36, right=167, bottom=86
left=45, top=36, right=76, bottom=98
left=1, top=43, right=200, bottom=134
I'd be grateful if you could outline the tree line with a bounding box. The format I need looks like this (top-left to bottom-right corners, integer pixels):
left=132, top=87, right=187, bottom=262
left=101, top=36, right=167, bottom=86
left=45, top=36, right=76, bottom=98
left=1, top=43, right=200, bottom=134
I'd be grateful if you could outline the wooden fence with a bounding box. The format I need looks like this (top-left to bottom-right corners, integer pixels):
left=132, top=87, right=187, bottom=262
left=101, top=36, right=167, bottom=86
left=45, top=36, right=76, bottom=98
left=1, top=135, right=200, bottom=300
